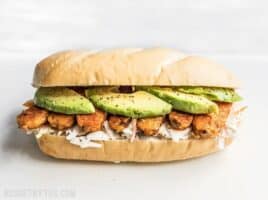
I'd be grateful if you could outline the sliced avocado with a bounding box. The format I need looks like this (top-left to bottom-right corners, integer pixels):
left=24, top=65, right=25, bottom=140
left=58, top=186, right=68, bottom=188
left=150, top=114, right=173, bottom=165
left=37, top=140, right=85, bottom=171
left=34, top=87, right=95, bottom=114
left=176, top=86, right=242, bottom=102
left=138, top=87, right=218, bottom=114
left=86, top=90, right=172, bottom=118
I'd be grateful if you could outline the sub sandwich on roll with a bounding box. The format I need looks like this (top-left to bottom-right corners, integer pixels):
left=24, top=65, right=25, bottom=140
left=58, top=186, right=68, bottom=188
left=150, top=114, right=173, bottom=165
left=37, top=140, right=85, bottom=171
left=16, top=48, right=245, bottom=162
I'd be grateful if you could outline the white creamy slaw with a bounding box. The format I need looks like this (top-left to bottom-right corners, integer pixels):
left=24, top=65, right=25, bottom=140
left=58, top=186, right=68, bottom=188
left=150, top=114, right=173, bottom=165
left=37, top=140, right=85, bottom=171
left=216, top=104, right=245, bottom=149
left=66, top=126, right=110, bottom=148
left=158, top=123, right=191, bottom=142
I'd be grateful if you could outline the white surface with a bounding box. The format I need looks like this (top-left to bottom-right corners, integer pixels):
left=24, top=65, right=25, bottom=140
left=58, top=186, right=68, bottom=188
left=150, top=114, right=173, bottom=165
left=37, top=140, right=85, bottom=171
left=0, top=0, right=267, bottom=199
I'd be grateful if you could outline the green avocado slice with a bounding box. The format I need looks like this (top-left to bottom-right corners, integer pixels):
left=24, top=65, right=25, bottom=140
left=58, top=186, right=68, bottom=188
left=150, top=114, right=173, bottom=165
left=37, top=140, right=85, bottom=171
left=137, top=87, right=218, bottom=114
left=85, top=89, right=172, bottom=118
left=176, top=86, right=242, bottom=102
left=34, top=87, right=95, bottom=114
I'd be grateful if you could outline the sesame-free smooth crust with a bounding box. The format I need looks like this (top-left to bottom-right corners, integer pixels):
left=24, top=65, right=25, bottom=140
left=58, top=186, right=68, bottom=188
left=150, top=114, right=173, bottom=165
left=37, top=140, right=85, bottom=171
left=33, top=48, right=240, bottom=88
left=36, top=134, right=233, bottom=162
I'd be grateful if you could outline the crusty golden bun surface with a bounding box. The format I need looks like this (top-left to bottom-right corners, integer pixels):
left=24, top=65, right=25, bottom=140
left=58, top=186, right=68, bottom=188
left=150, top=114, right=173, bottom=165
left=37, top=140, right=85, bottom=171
left=33, top=48, right=240, bottom=88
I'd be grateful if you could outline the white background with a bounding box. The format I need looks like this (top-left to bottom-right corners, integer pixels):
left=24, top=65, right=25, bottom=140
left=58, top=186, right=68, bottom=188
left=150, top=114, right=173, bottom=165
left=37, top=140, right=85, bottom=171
left=0, top=0, right=267, bottom=199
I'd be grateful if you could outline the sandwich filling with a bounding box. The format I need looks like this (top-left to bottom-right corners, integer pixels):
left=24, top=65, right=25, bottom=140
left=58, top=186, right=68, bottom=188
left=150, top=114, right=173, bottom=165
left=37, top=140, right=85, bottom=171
left=17, top=86, right=245, bottom=148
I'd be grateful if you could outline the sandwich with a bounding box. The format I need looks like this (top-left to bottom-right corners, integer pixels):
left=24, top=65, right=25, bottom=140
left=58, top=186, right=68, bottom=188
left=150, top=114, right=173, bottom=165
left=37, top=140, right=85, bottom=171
left=16, top=48, right=245, bottom=162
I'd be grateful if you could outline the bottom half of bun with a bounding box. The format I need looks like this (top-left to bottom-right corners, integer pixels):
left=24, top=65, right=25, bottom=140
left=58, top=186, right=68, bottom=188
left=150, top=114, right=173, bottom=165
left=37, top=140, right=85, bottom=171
left=36, top=134, right=233, bottom=163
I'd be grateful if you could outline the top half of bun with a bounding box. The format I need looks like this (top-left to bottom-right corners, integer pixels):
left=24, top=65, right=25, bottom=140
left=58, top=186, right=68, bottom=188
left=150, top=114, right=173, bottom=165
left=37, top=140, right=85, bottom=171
left=32, top=48, right=240, bottom=88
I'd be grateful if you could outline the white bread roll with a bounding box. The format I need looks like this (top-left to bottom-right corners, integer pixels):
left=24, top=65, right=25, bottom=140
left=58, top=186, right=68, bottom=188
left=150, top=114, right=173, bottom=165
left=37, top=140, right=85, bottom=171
left=33, top=48, right=240, bottom=88
left=36, top=134, right=233, bottom=162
